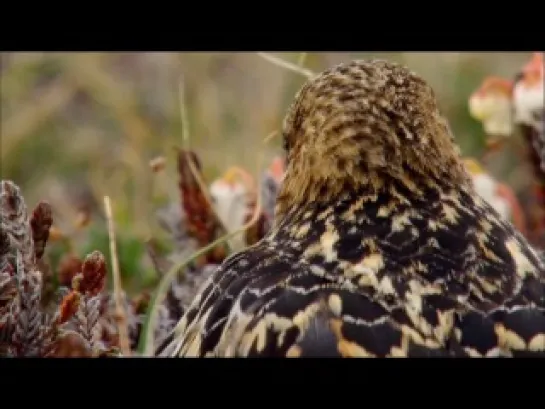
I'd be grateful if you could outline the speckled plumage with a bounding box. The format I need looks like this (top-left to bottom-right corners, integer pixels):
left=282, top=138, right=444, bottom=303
left=157, top=60, right=545, bottom=358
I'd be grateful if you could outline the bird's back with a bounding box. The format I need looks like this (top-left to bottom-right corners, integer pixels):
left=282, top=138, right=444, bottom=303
left=159, top=184, right=545, bottom=357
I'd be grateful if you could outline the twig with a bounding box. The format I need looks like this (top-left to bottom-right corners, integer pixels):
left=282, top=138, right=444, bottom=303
left=103, top=196, right=131, bottom=357
left=297, top=52, right=308, bottom=67
left=256, top=52, right=316, bottom=79
left=179, top=77, right=190, bottom=150
left=263, top=130, right=279, bottom=144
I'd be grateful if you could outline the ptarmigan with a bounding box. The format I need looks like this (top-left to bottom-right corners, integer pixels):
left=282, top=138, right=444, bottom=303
left=157, top=59, right=545, bottom=358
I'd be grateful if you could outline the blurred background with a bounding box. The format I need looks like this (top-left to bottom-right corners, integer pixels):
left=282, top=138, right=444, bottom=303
left=0, top=52, right=536, bottom=292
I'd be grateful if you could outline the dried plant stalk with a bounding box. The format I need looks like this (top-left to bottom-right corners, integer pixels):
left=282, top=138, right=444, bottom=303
left=256, top=52, right=315, bottom=78
left=0, top=181, right=45, bottom=356
left=176, top=149, right=227, bottom=264
left=142, top=127, right=272, bottom=356
left=0, top=181, right=35, bottom=268
left=72, top=292, right=102, bottom=352
left=103, top=196, right=131, bottom=356
left=0, top=240, right=16, bottom=351
left=1, top=179, right=114, bottom=358
left=11, top=251, right=44, bottom=356
left=29, top=201, right=53, bottom=261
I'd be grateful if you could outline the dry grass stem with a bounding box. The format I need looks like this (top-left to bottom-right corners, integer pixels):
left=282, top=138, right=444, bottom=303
left=297, top=52, right=308, bottom=67
left=256, top=52, right=316, bottom=79
left=179, top=77, right=190, bottom=150
left=103, top=196, right=131, bottom=356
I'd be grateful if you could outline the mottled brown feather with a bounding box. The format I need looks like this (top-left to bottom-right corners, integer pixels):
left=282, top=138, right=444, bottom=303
left=276, top=59, right=469, bottom=221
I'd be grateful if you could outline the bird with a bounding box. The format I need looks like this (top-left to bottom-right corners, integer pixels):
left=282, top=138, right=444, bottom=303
left=157, top=59, right=545, bottom=358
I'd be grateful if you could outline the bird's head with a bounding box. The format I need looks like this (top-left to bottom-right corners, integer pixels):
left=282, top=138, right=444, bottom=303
left=275, top=59, right=470, bottom=220
left=468, top=76, right=514, bottom=138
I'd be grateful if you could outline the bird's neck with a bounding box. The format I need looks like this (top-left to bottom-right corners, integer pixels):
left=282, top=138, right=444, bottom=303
left=269, top=182, right=473, bottom=258
left=274, top=164, right=472, bottom=228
